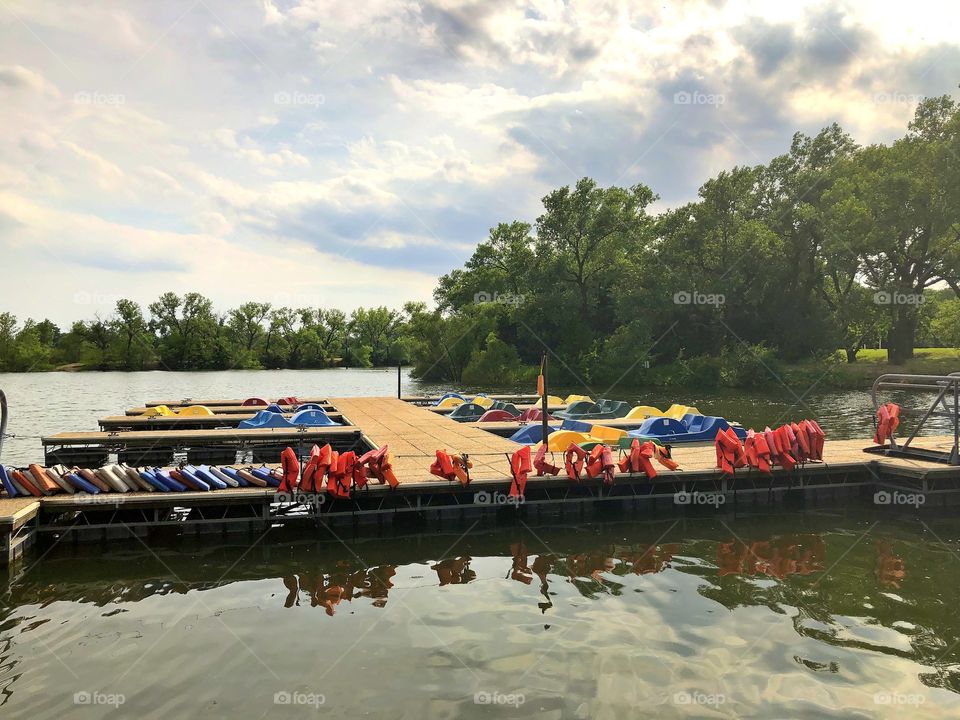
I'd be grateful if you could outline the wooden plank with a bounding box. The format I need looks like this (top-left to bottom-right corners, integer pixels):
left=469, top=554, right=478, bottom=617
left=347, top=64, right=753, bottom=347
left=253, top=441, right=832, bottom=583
left=127, top=404, right=337, bottom=416
left=401, top=394, right=542, bottom=404
left=429, top=403, right=567, bottom=415
left=100, top=412, right=345, bottom=429
left=145, top=396, right=330, bottom=407
left=43, top=425, right=362, bottom=447
left=0, top=497, right=41, bottom=529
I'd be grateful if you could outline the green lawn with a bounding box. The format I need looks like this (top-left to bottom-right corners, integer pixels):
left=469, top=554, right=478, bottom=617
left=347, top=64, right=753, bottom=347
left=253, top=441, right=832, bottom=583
left=806, top=347, right=960, bottom=388
left=851, top=347, right=960, bottom=363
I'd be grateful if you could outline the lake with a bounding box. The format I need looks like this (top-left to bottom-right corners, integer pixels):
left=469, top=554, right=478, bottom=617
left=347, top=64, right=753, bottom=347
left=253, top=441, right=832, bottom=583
left=3, top=511, right=960, bottom=717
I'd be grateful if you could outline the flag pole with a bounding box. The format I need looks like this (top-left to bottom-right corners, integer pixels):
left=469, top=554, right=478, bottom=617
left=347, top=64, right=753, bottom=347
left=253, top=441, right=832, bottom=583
left=540, top=353, right=549, bottom=446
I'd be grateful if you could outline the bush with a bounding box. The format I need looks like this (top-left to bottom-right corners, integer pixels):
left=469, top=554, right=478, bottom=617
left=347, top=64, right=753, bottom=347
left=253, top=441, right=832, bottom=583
left=719, top=343, right=780, bottom=388
left=462, top=333, right=526, bottom=385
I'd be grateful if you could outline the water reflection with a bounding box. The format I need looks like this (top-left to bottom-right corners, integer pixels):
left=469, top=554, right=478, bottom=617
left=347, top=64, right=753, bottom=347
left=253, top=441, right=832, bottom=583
left=3, top=514, right=960, bottom=716
left=281, top=565, right=397, bottom=614
left=717, top=535, right=827, bottom=578
left=876, top=540, right=906, bottom=588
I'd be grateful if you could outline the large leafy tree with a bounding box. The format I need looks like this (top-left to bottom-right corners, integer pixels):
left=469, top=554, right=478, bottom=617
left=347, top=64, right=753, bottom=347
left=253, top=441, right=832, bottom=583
left=851, top=97, right=960, bottom=363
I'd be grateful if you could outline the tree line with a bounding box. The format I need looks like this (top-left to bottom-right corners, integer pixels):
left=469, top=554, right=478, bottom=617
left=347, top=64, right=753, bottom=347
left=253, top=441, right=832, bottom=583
left=2, top=97, right=960, bottom=387
left=0, top=295, right=409, bottom=372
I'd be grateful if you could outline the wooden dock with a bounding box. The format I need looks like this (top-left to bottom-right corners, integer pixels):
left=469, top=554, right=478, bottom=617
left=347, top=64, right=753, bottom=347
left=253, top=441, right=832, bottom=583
left=126, top=403, right=337, bottom=416
left=100, top=412, right=345, bottom=430
left=4, top=392, right=960, bottom=567
left=144, top=396, right=330, bottom=407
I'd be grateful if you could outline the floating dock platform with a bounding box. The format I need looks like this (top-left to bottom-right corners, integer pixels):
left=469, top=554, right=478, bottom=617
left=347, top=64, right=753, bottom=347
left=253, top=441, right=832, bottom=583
left=4, top=395, right=960, bottom=567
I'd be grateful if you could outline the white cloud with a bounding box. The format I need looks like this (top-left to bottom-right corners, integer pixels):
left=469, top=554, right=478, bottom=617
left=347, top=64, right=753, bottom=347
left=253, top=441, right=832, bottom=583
left=0, top=0, right=957, bottom=325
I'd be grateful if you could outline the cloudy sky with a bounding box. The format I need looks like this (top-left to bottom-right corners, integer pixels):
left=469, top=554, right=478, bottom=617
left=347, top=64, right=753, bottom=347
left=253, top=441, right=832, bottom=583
left=1, top=0, right=958, bottom=325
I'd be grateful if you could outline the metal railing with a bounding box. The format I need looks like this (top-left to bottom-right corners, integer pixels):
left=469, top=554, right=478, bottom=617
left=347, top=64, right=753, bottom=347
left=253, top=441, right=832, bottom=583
left=869, top=373, right=960, bottom=465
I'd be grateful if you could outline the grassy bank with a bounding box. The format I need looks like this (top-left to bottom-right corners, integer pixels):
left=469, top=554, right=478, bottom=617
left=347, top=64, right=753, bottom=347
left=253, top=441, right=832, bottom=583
left=787, top=348, right=960, bottom=390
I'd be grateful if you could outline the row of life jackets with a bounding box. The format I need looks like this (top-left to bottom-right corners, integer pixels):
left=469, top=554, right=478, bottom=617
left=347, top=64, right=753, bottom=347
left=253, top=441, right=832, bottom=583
left=279, top=444, right=399, bottom=500
left=715, top=420, right=825, bottom=475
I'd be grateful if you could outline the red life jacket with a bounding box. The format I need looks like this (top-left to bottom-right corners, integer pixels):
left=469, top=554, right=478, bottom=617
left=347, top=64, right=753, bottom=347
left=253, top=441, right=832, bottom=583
left=715, top=427, right=747, bottom=476
left=744, top=430, right=772, bottom=473
left=773, top=426, right=797, bottom=471
left=429, top=449, right=471, bottom=485
left=300, top=444, right=322, bottom=492
left=279, top=447, right=300, bottom=492
left=358, top=445, right=399, bottom=488
left=618, top=438, right=658, bottom=479
left=509, top=446, right=532, bottom=498
left=804, top=419, right=825, bottom=460
left=585, top=445, right=616, bottom=485
left=874, top=403, right=901, bottom=445
left=533, top=444, right=560, bottom=476
left=326, top=451, right=355, bottom=499
left=564, top=443, right=587, bottom=482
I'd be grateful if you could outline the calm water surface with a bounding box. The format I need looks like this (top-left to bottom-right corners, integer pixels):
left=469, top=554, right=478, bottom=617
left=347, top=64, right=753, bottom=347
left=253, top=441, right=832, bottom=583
left=3, top=512, right=960, bottom=718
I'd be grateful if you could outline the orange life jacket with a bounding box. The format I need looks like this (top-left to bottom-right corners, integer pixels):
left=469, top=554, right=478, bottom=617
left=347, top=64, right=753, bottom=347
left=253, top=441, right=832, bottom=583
left=300, top=444, right=322, bottom=492
left=792, top=422, right=810, bottom=461
left=715, top=427, right=747, bottom=476
left=279, top=447, right=300, bottom=492
left=874, top=402, right=901, bottom=445
left=744, top=430, right=772, bottom=473
left=772, top=426, right=797, bottom=471
left=429, top=449, right=471, bottom=485
left=533, top=444, right=560, bottom=476
left=619, top=438, right=652, bottom=478
left=509, top=446, right=532, bottom=498
left=359, top=445, right=400, bottom=488
left=564, top=443, right=587, bottom=482
left=804, top=419, right=825, bottom=460
left=585, top=444, right=616, bottom=485
left=327, top=451, right=355, bottom=499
